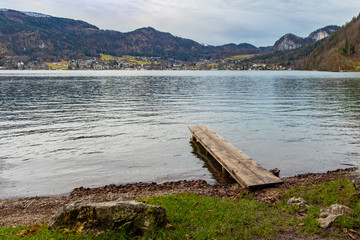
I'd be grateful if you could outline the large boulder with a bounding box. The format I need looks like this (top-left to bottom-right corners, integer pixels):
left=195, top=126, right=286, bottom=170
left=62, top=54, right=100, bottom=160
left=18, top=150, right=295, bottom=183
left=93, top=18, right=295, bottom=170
left=48, top=200, right=167, bottom=235
left=317, top=204, right=351, bottom=228
left=350, top=168, right=360, bottom=194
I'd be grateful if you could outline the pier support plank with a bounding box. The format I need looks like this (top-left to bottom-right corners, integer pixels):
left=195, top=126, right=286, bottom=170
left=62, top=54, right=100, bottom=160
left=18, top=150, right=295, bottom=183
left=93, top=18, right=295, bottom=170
left=189, top=125, right=283, bottom=188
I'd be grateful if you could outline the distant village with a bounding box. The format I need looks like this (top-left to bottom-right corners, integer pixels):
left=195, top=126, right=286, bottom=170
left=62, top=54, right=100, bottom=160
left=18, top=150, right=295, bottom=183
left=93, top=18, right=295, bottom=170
left=3, top=54, right=289, bottom=71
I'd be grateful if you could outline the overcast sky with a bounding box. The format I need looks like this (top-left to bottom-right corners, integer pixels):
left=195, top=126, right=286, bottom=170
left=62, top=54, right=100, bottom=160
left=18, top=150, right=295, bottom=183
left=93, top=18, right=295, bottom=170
left=1, top=0, right=359, bottom=47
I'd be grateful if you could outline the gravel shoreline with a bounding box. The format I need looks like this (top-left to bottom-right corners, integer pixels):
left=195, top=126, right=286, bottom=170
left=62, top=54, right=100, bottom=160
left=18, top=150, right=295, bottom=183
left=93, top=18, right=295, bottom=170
left=0, top=167, right=356, bottom=227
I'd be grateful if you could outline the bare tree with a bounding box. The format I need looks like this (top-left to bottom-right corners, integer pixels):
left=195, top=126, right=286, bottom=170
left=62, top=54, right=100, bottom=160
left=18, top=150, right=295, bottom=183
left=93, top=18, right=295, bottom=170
left=0, top=47, right=5, bottom=60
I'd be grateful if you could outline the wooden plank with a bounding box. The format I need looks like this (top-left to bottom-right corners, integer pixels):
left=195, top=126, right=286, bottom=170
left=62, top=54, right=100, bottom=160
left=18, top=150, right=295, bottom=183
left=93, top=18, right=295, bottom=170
left=189, top=125, right=282, bottom=188
left=197, top=125, right=282, bottom=186
left=193, top=129, right=264, bottom=187
left=189, top=125, right=280, bottom=187
left=197, top=126, right=281, bottom=184
left=190, top=127, right=262, bottom=187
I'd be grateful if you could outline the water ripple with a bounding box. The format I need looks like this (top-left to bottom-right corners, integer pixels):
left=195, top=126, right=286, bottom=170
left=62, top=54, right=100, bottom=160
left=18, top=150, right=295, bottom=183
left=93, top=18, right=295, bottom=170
left=0, top=70, right=359, bottom=199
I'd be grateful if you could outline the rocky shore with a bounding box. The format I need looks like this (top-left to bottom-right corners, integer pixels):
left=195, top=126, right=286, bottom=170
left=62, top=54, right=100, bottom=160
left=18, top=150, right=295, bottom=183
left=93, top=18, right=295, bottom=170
left=0, top=168, right=356, bottom=227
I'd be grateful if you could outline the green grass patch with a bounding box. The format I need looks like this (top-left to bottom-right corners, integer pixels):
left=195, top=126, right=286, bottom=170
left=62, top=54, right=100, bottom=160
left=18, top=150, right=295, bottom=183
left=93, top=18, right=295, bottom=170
left=207, top=63, right=219, bottom=68
left=100, top=54, right=116, bottom=61
left=0, top=224, right=129, bottom=239
left=0, top=194, right=289, bottom=240
left=1, top=179, right=359, bottom=239
left=350, top=61, right=360, bottom=71
left=278, top=179, right=360, bottom=234
left=101, top=55, right=151, bottom=65
left=131, top=60, right=151, bottom=65
left=140, top=193, right=288, bottom=239
left=227, top=54, right=257, bottom=60
left=281, top=179, right=356, bottom=207
left=117, top=55, right=134, bottom=60
left=45, top=61, right=69, bottom=70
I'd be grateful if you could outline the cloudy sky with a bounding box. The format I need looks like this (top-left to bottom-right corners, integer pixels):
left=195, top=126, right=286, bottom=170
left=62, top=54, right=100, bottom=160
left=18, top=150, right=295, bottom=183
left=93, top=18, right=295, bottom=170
left=1, top=0, right=359, bottom=47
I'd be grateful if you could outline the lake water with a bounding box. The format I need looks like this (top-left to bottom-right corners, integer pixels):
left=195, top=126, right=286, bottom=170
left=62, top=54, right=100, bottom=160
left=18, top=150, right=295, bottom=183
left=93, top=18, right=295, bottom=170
left=0, top=70, right=359, bottom=199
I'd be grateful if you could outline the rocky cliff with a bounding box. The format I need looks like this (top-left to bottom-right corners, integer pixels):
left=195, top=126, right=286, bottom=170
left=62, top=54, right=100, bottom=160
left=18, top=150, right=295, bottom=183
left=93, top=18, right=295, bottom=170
left=272, top=25, right=340, bottom=51
left=272, top=34, right=306, bottom=51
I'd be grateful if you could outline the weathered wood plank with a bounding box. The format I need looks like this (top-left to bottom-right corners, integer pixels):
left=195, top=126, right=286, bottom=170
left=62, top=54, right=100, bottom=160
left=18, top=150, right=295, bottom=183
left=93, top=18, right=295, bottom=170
left=189, top=125, right=283, bottom=188
left=190, top=127, right=262, bottom=187
left=199, top=126, right=281, bottom=185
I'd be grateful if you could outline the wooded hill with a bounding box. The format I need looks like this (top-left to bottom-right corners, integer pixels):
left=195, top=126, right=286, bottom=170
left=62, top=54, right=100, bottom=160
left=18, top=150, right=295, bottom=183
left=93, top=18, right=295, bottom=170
left=0, top=9, right=263, bottom=63
left=243, top=38, right=325, bottom=69
left=303, top=14, right=360, bottom=71
left=1, top=8, right=359, bottom=71
left=247, top=14, right=360, bottom=71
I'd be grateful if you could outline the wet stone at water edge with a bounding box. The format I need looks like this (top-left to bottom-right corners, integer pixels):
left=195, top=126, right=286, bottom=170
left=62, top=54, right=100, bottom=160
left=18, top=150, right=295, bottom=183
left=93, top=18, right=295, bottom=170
left=350, top=168, right=360, bottom=194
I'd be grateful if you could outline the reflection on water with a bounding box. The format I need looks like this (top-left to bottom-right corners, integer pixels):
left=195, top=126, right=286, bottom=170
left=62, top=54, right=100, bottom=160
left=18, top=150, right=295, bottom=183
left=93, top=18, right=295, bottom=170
left=190, top=139, right=235, bottom=184
left=0, top=70, right=359, bottom=199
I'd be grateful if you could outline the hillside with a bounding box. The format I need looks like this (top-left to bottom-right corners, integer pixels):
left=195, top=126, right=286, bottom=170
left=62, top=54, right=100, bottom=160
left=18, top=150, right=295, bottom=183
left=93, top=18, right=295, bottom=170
left=272, top=25, right=339, bottom=52
left=243, top=38, right=325, bottom=69
left=272, top=33, right=306, bottom=51
left=303, top=14, right=360, bottom=71
left=246, top=25, right=346, bottom=71
left=0, top=9, right=262, bottom=63
left=1, top=8, right=357, bottom=71
left=308, top=25, right=340, bottom=41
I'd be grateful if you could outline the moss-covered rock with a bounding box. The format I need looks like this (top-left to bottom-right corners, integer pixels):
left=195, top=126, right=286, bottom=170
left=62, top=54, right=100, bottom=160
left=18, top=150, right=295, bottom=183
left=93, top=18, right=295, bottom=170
left=350, top=168, right=360, bottom=194
left=48, top=200, right=167, bottom=235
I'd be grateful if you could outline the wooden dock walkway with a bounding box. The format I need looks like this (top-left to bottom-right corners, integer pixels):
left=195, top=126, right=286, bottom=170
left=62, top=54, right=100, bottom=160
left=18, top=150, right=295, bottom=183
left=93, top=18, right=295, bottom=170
left=189, top=125, right=282, bottom=188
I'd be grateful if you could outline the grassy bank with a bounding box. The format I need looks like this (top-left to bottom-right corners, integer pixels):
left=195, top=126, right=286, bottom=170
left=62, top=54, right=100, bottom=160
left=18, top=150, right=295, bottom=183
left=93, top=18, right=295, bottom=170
left=1, top=178, right=359, bottom=239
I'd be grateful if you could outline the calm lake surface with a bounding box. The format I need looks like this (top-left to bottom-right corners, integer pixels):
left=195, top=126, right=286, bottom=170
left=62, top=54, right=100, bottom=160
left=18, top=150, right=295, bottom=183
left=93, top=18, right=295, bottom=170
left=0, top=70, right=359, bottom=199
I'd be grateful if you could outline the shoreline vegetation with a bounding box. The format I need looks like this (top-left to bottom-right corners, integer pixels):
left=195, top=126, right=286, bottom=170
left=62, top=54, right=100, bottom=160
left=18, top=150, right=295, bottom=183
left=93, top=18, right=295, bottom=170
left=1, top=167, right=360, bottom=239
left=4, top=54, right=291, bottom=71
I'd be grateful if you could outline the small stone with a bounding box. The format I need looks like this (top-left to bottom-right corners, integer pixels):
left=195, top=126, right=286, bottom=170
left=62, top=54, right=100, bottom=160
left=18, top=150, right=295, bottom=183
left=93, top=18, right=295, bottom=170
left=270, top=168, right=280, bottom=177
left=230, top=183, right=242, bottom=191
left=48, top=200, right=167, bottom=235
left=350, top=168, right=360, bottom=194
left=287, top=197, right=308, bottom=207
left=317, top=204, right=351, bottom=228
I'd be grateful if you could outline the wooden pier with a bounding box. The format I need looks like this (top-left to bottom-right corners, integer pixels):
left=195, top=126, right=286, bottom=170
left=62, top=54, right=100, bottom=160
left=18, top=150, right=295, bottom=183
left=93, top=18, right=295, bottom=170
left=189, top=125, right=283, bottom=188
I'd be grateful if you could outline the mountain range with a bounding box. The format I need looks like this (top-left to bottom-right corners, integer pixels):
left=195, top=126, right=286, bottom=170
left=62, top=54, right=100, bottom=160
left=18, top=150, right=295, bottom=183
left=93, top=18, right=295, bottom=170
left=1, top=8, right=359, bottom=71
left=0, top=9, right=263, bottom=63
